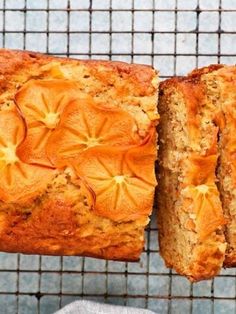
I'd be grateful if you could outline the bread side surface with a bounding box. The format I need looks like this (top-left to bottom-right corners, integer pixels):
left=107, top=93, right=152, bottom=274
left=158, top=71, right=226, bottom=281
left=203, top=67, right=236, bottom=266
left=0, top=49, right=159, bottom=260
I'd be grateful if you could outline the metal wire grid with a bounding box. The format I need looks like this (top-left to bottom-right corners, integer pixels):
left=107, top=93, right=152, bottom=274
left=0, top=0, right=235, bottom=313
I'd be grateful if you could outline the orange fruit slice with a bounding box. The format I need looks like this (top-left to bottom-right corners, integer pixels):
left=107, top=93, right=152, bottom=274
left=72, top=133, right=157, bottom=221
left=182, top=184, right=226, bottom=240
left=183, top=154, right=218, bottom=186
left=15, top=79, right=80, bottom=167
left=0, top=106, right=26, bottom=152
left=47, top=98, right=142, bottom=167
left=0, top=107, right=55, bottom=203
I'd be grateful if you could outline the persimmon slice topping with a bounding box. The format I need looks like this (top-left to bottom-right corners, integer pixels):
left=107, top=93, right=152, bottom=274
left=72, top=134, right=157, bottom=221
left=0, top=107, right=55, bottom=203
left=15, top=79, right=80, bottom=166
left=47, top=98, right=142, bottom=167
left=0, top=107, right=25, bottom=170
left=183, top=154, right=218, bottom=186
left=182, top=184, right=226, bottom=240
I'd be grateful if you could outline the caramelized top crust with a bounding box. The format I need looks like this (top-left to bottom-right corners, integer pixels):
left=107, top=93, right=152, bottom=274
left=189, top=64, right=224, bottom=77
left=0, top=49, right=157, bottom=98
left=0, top=49, right=158, bottom=260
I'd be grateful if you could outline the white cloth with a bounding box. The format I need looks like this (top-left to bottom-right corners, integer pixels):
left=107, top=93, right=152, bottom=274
left=55, top=300, right=156, bottom=314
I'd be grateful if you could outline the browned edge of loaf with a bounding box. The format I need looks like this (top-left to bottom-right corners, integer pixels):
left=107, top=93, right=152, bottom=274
left=0, top=48, right=157, bottom=90
left=0, top=48, right=158, bottom=261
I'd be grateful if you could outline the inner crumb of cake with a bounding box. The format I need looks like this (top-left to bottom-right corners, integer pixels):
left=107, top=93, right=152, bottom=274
left=205, top=70, right=236, bottom=261
left=158, top=79, right=225, bottom=278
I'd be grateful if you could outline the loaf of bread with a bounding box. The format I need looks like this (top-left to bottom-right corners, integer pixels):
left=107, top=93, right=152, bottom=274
left=0, top=49, right=158, bottom=260
left=157, top=66, right=228, bottom=281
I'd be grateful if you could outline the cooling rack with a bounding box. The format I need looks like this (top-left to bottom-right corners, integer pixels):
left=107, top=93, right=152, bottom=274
left=0, top=0, right=236, bottom=313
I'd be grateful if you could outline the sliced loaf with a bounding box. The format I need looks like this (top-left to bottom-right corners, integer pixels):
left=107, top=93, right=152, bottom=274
left=200, top=66, right=236, bottom=266
left=157, top=68, right=227, bottom=281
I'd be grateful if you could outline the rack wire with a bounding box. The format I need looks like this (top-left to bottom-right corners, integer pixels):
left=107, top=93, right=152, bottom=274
left=0, top=0, right=236, bottom=313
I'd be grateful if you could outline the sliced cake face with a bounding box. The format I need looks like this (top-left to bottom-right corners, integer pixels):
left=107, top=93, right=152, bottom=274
left=158, top=74, right=226, bottom=281
left=0, top=49, right=158, bottom=260
left=203, top=67, right=236, bottom=266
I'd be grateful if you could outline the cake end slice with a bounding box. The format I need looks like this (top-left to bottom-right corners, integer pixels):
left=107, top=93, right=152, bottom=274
left=157, top=72, right=226, bottom=281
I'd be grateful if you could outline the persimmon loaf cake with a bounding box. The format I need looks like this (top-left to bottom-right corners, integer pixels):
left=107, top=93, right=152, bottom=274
left=0, top=49, right=159, bottom=260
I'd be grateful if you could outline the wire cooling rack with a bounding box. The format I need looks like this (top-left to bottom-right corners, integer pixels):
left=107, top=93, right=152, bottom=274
left=0, top=0, right=236, bottom=313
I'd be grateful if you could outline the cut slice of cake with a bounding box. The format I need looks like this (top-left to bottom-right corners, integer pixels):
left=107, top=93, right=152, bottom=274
left=157, top=67, right=227, bottom=281
left=200, top=66, right=236, bottom=267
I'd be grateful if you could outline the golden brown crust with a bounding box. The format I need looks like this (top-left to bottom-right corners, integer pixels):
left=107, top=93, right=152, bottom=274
left=0, top=193, right=143, bottom=261
left=158, top=67, right=226, bottom=281
left=0, top=49, right=158, bottom=261
left=0, top=48, right=156, bottom=96
left=188, top=64, right=224, bottom=78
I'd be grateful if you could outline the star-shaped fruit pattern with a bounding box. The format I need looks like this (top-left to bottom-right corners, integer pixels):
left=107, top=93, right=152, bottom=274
left=72, top=133, right=157, bottom=221
left=15, top=79, right=80, bottom=167
left=47, top=98, right=142, bottom=167
left=182, top=184, right=226, bottom=240
left=0, top=106, right=55, bottom=203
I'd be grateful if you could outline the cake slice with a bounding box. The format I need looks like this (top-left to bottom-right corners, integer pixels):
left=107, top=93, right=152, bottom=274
left=157, top=68, right=227, bottom=281
left=0, top=49, right=158, bottom=260
left=201, top=66, right=236, bottom=266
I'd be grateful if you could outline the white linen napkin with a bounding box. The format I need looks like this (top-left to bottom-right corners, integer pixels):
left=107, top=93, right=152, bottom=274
left=55, top=300, right=156, bottom=314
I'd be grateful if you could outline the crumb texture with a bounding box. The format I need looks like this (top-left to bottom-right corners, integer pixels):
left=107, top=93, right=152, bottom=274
left=204, top=66, right=236, bottom=266
left=157, top=68, right=227, bottom=281
left=0, top=49, right=158, bottom=260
